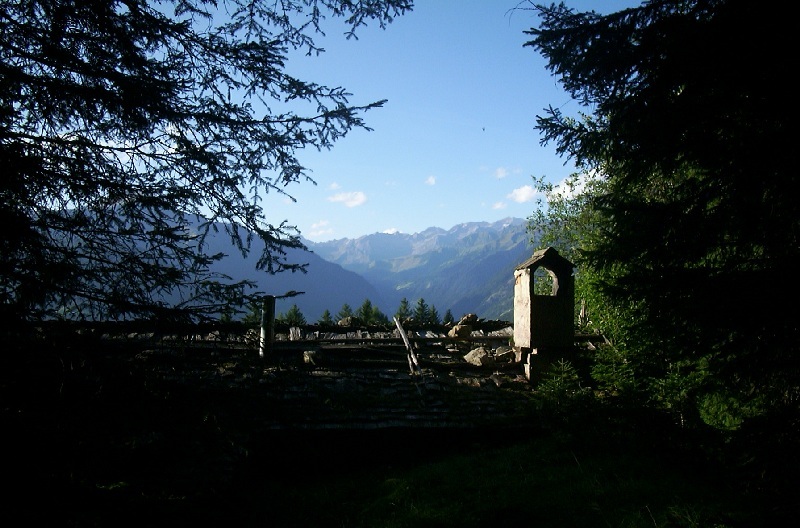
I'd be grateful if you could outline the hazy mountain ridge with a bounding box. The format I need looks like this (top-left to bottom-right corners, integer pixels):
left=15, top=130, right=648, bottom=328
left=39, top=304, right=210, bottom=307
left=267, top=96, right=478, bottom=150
left=204, top=224, right=386, bottom=319
left=203, top=217, right=533, bottom=321
left=307, top=217, right=533, bottom=320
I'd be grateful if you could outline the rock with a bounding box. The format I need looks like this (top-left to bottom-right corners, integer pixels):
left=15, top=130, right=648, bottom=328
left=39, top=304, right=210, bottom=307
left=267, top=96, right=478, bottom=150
left=464, top=347, right=494, bottom=366
left=489, top=326, right=514, bottom=337
left=458, top=313, right=479, bottom=325
left=303, top=350, right=317, bottom=365
left=448, top=324, right=472, bottom=338
left=495, top=346, right=515, bottom=363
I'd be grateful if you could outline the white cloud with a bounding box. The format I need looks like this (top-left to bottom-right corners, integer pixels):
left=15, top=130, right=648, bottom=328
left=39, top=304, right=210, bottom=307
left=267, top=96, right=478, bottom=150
left=425, top=175, right=436, bottom=186
left=507, top=185, right=538, bottom=203
left=492, top=201, right=507, bottom=210
left=328, top=182, right=341, bottom=190
left=328, top=191, right=367, bottom=207
left=382, top=227, right=400, bottom=234
left=552, top=171, right=597, bottom=198
left=308, top=220, right=333, bottom=238
left=494, top=167, right=508, bottom=179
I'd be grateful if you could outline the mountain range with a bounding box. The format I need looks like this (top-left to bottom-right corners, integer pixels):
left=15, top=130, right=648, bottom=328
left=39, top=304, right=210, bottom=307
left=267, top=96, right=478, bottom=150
left=210, top=217, right=536, bottom=322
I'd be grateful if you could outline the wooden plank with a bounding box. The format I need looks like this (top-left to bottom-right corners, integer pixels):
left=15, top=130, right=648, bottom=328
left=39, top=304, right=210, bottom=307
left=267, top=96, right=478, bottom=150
left=393, top=317, right=421, bottom=375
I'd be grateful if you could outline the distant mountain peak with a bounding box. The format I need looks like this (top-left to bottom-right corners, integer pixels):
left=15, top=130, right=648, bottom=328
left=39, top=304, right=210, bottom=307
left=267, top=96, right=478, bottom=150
left=307, top=217, right=533, bottom=320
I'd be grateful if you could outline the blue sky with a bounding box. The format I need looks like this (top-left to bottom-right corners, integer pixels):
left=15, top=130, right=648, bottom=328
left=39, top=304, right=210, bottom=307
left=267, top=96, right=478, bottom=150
left=264, top=1, right=640, bottom=242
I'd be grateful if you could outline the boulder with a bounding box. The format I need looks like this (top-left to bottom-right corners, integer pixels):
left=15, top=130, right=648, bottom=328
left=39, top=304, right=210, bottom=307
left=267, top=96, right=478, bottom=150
left=464, top=347, right=494, bottom=366
left=448, top=324, right=472, bottom=338
left=458, top=313, right=479, bottom=325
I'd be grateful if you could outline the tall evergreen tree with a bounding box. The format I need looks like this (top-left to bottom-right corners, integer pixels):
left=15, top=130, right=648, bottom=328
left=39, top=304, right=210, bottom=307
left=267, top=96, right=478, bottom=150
left=0, top=0, right=411, bottom=323
left=428, top=305, right=441, bottom=325
left=277, top=304, right=306, bottom=326
left=355, top=299, right=375, bottom=324
left=443, top=309, right=455, bottom=325
left=394, top=298, right=411, bottom=321
left=412, top=298, right=429, bottom=323
left=370, top=306, right=390, bottom=325
left=335, top=303, right=354, bottom=322
left=355, top=299, right=389, bottom=325
left=317, top=310, right=334, bottom=326
left=525, top=0, right=796, bottom=430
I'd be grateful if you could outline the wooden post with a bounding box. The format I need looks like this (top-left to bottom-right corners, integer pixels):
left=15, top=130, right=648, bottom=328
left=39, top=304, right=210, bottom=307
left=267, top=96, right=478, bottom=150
left=394, top=316, right=421, bottom=376
left=259, top=295, right=275, bottom=357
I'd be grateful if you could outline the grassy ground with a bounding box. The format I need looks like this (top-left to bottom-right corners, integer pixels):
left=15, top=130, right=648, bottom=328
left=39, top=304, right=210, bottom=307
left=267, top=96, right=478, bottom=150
left=2, top=338, right=795, bottom=527
left=236, top=427, right=753, bottom=528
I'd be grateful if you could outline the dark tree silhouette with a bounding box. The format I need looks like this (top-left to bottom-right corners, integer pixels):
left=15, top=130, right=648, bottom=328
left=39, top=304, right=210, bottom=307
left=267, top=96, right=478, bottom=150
left=356, top=298, right=389, bottom=325
left=0, top=0, right=411, bottom=323
left=277, top=304, right=306, bottom=326
left=412, top=298, right=429, bottom=323
left=428, top=304, right=440, bottom=325
left=525, top=0, right=796, bottom=429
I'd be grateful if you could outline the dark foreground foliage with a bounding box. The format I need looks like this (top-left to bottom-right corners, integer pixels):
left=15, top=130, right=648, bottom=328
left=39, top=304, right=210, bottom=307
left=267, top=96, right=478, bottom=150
left=2, top=334, right=797, bottom=527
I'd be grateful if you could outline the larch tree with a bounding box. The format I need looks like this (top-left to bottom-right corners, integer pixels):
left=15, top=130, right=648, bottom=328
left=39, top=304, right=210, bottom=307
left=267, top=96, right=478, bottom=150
left=0, top=0, right=411, bottom=324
